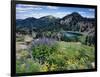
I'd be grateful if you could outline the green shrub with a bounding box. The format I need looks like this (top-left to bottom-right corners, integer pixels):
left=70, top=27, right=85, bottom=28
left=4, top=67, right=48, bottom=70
left=16, top=59, right=41, bottom=73
left=32, top=43, right=58, bottom=64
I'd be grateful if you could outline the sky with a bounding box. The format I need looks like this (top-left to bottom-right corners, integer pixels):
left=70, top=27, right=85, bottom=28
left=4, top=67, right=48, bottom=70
left=16, top=4, right=95, bottom=19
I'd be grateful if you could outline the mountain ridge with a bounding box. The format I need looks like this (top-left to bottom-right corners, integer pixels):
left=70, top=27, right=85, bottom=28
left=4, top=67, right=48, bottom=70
left=16, top=12, right=95, bottom=36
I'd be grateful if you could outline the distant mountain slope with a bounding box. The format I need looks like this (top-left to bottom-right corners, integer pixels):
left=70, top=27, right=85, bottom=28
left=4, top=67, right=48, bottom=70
left=16, top=12, right=95, bottom=35
left=16, top=17, right=37, bottom=28
left=60, top=12, right=95, bottom=33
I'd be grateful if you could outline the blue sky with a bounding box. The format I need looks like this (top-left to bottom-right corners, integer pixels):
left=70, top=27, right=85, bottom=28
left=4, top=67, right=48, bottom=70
left=16, top=4, right=95, bottom=19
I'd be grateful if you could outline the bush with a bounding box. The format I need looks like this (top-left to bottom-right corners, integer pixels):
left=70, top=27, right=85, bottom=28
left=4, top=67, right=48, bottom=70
left=32, top=38, right=58, bottom=64
left=16, top=59, right=41, bottom=73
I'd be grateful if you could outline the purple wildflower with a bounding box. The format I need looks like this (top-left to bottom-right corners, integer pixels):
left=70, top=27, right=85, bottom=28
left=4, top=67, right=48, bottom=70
left=32, top=37, right=56, bottom=47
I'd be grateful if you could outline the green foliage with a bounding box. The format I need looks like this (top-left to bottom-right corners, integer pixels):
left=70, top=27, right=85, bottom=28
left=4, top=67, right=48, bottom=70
left=26, top=59, right=41, bottom=72
left=45, top=42, right=95, bottom=71
left=17, top=50, right=30, bottom=61
left=85, top=35, right=95, bottom=46
left=79, top=35, right=87, bottom=44
left=16, top=41, right=95, bottom=73
left=16, top=59, right=41, bottom=73
left=32, top=43, right=58, bottom=64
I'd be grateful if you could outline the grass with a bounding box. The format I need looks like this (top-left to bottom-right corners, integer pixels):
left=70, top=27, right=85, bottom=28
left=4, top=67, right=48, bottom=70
left=16, top=40, right=95, bottom=73
left=56, top=41, right=95, bottom=70
left=58, top=41, right=82, bottom=52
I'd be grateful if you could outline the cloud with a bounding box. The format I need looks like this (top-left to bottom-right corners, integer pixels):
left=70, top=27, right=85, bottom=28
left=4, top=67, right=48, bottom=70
left=16, top=7, right=32, bottom=12
left=78, top=11, right=94, bottom=18
left=85, top=15, right=94, bottom=18
left=55, top=12, right=71, bottom=17
left=47, top=6, right=59, bottom=9
left=16, top=4, right=42, bottom=13
left=16, top=4, right=42, bottom=8
left=89, top=9, right=95, bottom=12
left=78, top=11, right=86, bottom=14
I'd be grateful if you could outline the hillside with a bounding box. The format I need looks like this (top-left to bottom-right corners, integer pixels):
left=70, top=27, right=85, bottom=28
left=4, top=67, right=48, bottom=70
left=16, top=12, right=95, bottom=45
